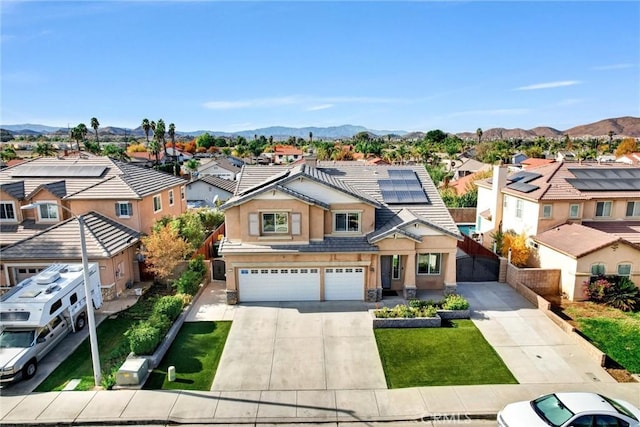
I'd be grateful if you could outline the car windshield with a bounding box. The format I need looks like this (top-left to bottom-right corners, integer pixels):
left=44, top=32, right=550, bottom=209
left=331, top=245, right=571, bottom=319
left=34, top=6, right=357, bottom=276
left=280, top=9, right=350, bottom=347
left=600, top=395, right=639, bottom=421
left=0, top=330, right=36, bottom=348
left=531, top=394, right=575, bottom=427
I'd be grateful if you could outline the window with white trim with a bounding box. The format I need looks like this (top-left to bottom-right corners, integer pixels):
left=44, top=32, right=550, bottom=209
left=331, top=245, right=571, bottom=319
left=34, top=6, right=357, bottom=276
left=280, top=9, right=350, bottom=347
left=590, top=263, right=605, bottom=276
left=569, top=204, right=580, bottom=218
left=417, top=253, right=441, bottom=275
left=37, top=201, right=58, bottom=221
left=153, top=195, right=162, bottom=213
left=617, top=263, right=631, bottom=277
left=515, top=199, right=523, bottom=219
left=542, top=204, right=552, bottom=218
left=334, top=212, right=360, bottom=232
left=262, top=212, right=288, bottom=233
left=626, top=201, right=640, bottom=217
left=115, top=202, right=133, bottom=218
left=169, top=189, right=175, bottom=206
left=595, top=201, right=612, bottom=218
left=0, top=202, right=16, bottom=221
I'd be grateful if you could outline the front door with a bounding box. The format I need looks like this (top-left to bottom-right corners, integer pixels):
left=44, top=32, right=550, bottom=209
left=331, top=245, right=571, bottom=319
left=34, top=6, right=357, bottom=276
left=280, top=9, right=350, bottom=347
left=380, top=256, right=392, bottom=289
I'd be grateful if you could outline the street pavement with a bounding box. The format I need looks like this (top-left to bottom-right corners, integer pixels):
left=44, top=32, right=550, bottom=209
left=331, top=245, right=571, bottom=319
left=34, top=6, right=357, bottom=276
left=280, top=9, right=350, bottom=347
left=1, top=280, right=638, bottom=425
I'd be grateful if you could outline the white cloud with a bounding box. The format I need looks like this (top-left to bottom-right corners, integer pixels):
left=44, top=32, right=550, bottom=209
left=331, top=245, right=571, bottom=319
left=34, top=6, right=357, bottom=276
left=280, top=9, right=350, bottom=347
left=306, top=104, right=334, bottom=111
left=515, top=81, right=581, bottom=91
left=592, top=63, right=635, bottom=70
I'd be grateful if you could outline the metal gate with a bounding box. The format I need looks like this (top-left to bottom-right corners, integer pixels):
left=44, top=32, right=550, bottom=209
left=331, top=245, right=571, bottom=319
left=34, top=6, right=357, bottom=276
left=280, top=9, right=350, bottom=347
left=456, top=254, right=499, bottom=282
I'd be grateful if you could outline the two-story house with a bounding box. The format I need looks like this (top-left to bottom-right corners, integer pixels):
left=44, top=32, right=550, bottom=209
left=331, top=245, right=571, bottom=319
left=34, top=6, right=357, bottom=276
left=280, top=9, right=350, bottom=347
left=186, top=175, right=236, bottom=208
left=219, top=158, right=462, bottom=304
left=264, top=145, right=303, bottom=165
left=476, top=162, right=640, bottom=300
left=0, top=155, right=187, bottom=298
left=196, top=157, right=242, bottom=180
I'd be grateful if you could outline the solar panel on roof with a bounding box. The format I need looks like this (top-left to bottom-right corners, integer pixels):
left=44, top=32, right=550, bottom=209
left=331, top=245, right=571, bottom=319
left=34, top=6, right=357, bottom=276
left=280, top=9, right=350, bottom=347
left=508, top=182, right=539, bottom=193
left=567, top=178, right=640, bottom=191
left=11, top=165, right=107, bottom=178
left=388, top=169, right=417, bottom=179
left=508, top=171, right=542, bottom=183
left=378, top=169, right=430, bottom=204
left=569, top=168, right=640, bottom=180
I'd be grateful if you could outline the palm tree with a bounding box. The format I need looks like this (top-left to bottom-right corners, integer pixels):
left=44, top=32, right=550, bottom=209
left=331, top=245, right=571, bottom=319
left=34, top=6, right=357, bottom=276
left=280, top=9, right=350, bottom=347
left=148, top=139, right=161, bottom=166
left=142, top=118, right=151, bottom=144
left=34, top=142, right=57, bottom=157
left=476, top=128, right=483, bottom=145
left=309, top=131, right=313, bottom=145
left=168, top=123, right=176, bottom=159
left=234, top=145, right=248, bottom=159
left=608, top=130, right=615, bottom=147
left=70, top=126, right=83, bottom=152
left=155, top=119, right=166, bottom=160
left=90, top=117, right=100, bottom=143
left=185, top=158, right=200, bottom=180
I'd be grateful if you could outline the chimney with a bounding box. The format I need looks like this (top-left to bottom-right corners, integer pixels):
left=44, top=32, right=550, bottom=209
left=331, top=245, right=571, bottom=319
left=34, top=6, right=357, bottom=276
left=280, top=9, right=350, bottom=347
left=491, top=164, right=508, bottom=232
left=304, top=155, right=317, bottom=168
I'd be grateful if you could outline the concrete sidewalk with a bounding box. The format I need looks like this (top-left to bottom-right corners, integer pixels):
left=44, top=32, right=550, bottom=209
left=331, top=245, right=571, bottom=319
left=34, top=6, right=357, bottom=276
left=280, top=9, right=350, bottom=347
left=1, top=383, right=638, bottom=424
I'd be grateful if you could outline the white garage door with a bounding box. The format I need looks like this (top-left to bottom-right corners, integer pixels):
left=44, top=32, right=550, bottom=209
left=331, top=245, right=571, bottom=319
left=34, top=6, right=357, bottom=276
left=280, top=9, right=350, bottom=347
left=324, top=267, right=365, bottom=300
left=238, top=267, right=320, bottom=302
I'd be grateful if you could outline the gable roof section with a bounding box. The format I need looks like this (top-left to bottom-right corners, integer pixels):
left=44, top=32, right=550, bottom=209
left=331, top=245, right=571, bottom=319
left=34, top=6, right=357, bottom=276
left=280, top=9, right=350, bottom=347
left=196, top=175, right=237, bottom=194
left=533, top=222, right=626, bottom=258
left=0, top=211, right=141, bottom=260
left=27, top=180, right=67, bottom=199
left=0, top=181, right=25, bottom=200
left=369, top=207, right=462, bottom=243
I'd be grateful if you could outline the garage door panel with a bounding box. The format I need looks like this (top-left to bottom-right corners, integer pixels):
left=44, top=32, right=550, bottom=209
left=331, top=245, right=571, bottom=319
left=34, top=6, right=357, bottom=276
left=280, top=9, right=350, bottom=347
left=239, top=268, right=320, bottom=302
left=324, top=267, right=364, bottom=301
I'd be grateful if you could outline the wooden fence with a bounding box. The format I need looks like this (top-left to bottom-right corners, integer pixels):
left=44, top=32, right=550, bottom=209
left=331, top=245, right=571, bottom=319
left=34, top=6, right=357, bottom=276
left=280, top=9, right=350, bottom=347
left=457, top=235, right=498, bottom=260
left=192, top=223, right=226, bottom=259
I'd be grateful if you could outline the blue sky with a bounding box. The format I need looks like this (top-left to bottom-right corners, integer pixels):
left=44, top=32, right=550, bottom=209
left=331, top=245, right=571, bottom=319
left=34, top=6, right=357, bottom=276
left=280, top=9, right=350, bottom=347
left=1, top=1, right=638, bottom=134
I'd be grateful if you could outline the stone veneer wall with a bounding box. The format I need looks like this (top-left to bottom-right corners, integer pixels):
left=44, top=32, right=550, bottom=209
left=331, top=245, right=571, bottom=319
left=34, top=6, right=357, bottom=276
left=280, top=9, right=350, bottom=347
left=505, top=262, right=560, bottom=297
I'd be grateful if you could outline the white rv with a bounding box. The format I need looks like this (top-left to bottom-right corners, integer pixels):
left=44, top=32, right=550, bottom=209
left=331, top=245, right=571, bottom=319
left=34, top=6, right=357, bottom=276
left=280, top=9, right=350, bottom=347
left=0, top=263, right=103, bottom=384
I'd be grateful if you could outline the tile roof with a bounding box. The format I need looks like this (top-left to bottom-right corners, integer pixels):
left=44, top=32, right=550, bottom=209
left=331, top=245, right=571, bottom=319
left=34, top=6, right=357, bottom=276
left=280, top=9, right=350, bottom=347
left=0, top=211, right=141, bottom=260
left=0, top=219, right=52, bottom=247
left=197, top=175, right=237, bottom=194
left=476, top=161, right=640, bottom=201
left=457, top=158, right=491, bottom=172
left=0, top=156, right=187, bottom=201
left=0, top=181, right=25, bottom=199
left=29, top=180, right=67, bottom=198
left=582, top=221, right=640, bottom=245
left=220, top=236, right=377, bottom=254
left=273, top=145, right=303, bottom=155
left=521, top=158, right=556, bottom=169
left=533, top=222, right=625, bottom=258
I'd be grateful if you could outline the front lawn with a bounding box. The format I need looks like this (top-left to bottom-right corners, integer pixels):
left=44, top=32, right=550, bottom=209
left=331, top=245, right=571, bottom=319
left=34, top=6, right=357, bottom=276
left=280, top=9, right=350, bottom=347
left=374, top=320, right=517, bottom=388
left=563, top=303, right=640, bottom=374
left=35, top=317, right=132, bottom=391
left=143, top=321, right=231, bottom=390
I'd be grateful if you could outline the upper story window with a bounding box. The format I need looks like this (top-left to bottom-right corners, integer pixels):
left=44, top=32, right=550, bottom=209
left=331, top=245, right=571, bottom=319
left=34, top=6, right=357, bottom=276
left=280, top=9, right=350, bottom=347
left=595, top=201, right=612, bottom=218
left=591, top=263, right=605, bottom=276
left=417, top=253, right=441, bottom=275
left=617, top=263, right=631, bottom=277
left=169, top=190, right=175, bottom=206
left=334, top=212, right=360, bottom=233
left=542, top=205, right=552, bottom=218
left=0, top=202, right=16, bottom=222
left=115, top=202, right=133, bottom=218
left=262, top=212, right=288, bottom=233
left=38, top=201, right=59, bottom=222
left=626, top=201, right=640, bottom=217
left=153, top=195, right=162, bottom=213
left=569, top=204, right=580, bottom=218
left=515, top=199, right=524, bottom=219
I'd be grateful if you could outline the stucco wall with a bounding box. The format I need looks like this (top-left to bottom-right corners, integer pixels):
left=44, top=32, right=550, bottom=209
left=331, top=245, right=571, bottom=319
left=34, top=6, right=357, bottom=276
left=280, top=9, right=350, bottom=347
left=185, top=181, right=233, bottom=203
left=505, top=262, right=561, bottom=297
left=502, top=195, right=539, bottom=236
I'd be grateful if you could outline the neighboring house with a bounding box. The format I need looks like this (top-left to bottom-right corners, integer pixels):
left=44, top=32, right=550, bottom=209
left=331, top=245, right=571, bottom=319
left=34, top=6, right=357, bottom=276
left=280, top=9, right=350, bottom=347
left=444, top=170, right=490, bottom=196
left=475, top=162, right=640, bottom=300
left=219, top=158, right=462, bottom=304
left=186, top=175, right=236, bottom=208
left=554, top=151, right=577, bottom=162
left=165, top=147, right=193, bottom=163
left=510, top=152, right=528, bottom=165
left=128, top=151, right=166, bottom=167
left=521, top=158, right=555, bottom=170
left=453, top=158, right=491, bottom=180
left=264, top=145, right=303, bottom=165
left=196, top=157, right=242, bottom=180
left=0, top=155, right=187, bottom=296
left=616, top=152, right=640, bottom=165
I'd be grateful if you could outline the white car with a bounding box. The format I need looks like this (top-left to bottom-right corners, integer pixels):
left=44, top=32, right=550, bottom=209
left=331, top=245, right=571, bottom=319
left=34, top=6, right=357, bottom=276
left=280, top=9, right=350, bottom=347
left=498, top=392, right=640, bottom=427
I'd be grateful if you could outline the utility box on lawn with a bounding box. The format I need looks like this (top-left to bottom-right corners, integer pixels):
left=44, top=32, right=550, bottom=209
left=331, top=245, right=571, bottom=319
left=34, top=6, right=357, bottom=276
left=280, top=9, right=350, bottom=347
left=116, top=358, right=149, bottom=386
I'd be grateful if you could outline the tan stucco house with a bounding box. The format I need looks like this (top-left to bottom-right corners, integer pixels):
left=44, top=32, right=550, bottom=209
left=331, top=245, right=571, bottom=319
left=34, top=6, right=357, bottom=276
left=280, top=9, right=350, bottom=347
left=219, top=158, right=462, bottom=304
left=475, top=162, right=640, bottom=300
left=0, top=155, right=187, bottom=298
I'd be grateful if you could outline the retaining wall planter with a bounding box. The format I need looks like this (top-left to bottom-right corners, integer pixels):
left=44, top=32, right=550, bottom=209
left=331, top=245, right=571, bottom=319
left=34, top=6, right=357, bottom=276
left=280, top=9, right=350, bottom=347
left=436, top=309, right=470, bottom=320
left=370, top=310, right=441, bottom=328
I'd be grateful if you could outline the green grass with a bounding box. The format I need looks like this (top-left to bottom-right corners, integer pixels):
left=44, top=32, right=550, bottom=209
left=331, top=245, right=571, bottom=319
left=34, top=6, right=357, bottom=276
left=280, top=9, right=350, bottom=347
left=374, top=320, right=517, bottom=388
left=35, top=317, right=132, bottom=391
left=567, top=306, right=640, bottom=374
left=143, top=321, right=231, bottom=390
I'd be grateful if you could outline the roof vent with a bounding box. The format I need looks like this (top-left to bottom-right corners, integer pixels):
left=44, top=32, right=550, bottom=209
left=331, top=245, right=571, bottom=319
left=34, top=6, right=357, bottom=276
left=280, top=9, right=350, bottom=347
left=35, top=271, right=60, bottom=285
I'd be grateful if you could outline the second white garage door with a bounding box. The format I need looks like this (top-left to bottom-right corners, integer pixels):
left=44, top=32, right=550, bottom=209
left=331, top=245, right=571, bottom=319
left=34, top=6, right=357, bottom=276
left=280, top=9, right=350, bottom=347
left=238, top=267, right=320, bottom=302
left=324, top=267, right=365, bottom=300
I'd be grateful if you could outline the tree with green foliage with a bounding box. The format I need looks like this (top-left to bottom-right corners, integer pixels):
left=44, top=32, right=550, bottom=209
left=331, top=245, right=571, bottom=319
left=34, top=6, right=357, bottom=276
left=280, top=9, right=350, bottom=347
left=425, top=129, right=447, bottom=144
left=102, top=144, right=129, bottom=161
left=476, top=128, right=483, bottom=145
left=185, top=158, right=200, bottom=180
left=148, top=139, right=161, bottom=166
left=90, top=117, right=100, bottom=142
left=0, top=145, right=17, bottom=161
left=84, top=140, right=101, bottom=155
left=154, top=119, right=166, bottom=159
left=34, top=142, right=57, bottom=157
left=168, top=123, right=176, bottom=157
left=141, top=118, right=151, bottom=144
left=141, top=224, right=191, bottom=281
left=196, top=132, right=215, bottom=149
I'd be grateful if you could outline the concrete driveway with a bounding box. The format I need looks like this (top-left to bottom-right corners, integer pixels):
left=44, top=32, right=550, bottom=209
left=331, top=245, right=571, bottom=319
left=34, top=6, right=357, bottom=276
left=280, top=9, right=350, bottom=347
left=456, top=282, right=616, bottom=384
left=210, top=301, right=388, bottom=391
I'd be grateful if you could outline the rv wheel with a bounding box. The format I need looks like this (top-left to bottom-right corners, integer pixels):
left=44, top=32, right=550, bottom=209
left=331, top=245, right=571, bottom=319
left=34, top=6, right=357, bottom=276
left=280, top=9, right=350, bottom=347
left=75, top=313, right=86, bottom=330
left=23, top=360, right=37, bottom=380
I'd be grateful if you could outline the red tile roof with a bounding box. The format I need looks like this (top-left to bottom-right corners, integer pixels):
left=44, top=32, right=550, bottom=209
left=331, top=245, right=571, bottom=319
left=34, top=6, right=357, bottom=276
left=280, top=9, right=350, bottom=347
left=521, top=158, right=555, bottom=169
left=273, top=145, right=302, bottom=155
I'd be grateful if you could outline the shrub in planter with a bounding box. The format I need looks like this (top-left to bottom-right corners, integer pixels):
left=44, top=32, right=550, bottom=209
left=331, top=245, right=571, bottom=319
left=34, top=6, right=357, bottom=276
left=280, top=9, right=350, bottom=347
left=174, top=292, right=193, bottom=307
left=374, top=304, right=439, bottom=318
left=127, top=321, right=163, bottom=355
left=417, top=305, right=438, bottom=317
left=148, top=313, right=172, bottom=336
left=174, top=270, right=201, bottom=295
left=188, top=255, right=207, bottom=279
left=408, top=299, right=440, bottom=309
left=441, top=294, right=470, bottom=310
left=152, top=295, right=184, bottom=321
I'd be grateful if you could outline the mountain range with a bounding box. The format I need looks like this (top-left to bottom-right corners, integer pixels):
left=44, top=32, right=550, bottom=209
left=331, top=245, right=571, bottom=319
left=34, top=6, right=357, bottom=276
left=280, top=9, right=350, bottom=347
left=2, top=116, right=639, bottom=140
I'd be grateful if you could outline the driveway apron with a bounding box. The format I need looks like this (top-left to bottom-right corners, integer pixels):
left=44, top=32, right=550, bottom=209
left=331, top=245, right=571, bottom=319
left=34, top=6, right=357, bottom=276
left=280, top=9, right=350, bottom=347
left=211, top=301, right=387, bottom=391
